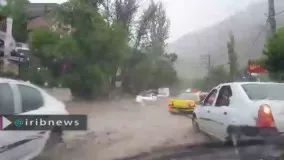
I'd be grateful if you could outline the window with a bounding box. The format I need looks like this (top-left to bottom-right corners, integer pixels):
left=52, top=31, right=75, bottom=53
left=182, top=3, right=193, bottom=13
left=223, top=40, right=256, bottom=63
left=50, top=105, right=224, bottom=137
left=203, top=89, right=217, bottom=106
left=0, top=83, right=14, bottom=114
left=199, top=93, right=208, bottom=102
left=242, top=83, right=284, bottom=100
left=215, top=86, right=232, bottom=107
left=18, top=85, right=44, bottom=112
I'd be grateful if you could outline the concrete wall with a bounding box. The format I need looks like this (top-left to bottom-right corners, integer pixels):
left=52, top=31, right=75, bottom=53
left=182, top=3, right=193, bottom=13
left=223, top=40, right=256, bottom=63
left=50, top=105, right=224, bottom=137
left=44, top=88, right=73, bottom=102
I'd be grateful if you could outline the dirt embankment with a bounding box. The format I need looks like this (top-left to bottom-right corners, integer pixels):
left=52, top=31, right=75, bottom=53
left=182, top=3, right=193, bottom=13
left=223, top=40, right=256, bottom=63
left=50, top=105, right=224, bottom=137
left=48, top=99, right=209, bottom=160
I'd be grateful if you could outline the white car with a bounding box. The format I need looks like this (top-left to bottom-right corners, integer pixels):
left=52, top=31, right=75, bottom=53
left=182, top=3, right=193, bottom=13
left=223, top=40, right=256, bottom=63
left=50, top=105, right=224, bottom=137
left=136, top=93, right=157, bottom=103
left=192, top=82, right=284, bottom=145
left=0, top=78, right=69, bottom=160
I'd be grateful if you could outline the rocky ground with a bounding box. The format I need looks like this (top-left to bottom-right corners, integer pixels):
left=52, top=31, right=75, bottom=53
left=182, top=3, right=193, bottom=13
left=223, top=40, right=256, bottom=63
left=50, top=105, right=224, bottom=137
left=37, top=99, right=209, bottom=160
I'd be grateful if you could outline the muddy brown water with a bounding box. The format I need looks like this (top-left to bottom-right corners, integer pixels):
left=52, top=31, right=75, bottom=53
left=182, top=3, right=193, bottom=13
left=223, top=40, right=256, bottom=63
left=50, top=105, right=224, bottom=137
left=39, top=99, right=209, bottom=160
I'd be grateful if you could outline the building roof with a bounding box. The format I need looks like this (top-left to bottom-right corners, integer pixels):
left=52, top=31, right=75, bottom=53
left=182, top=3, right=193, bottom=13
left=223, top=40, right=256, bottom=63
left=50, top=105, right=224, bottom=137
left=26, top=3, right=58, bottom=19
left=27, top=16, right=50, bottom=30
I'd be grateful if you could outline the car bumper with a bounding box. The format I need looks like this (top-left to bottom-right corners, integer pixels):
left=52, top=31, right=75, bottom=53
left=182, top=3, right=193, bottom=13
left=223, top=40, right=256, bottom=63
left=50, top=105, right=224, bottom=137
left=228, top=125, right=284, bottom=142
left=169, top=107, right=194, bottom=114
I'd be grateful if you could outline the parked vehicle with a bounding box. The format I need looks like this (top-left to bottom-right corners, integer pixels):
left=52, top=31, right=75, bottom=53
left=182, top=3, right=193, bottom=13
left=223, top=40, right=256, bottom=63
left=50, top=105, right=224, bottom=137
left=192, top=82, right=284, bottom=145
left=0, top=77, right=69, bottom=160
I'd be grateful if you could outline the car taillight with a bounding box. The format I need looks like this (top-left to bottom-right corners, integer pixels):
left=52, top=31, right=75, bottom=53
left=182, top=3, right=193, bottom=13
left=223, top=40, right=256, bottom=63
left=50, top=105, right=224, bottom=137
left=168, top=102, right=174, bottom=108
left=188, top=102, right=196, bottom=107
left=256, top=104, right=275, bottom=128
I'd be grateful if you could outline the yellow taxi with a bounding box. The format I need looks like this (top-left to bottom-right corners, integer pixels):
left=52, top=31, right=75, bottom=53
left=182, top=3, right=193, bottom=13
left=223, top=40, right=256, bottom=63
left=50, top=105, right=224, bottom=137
left=168, top=91, right=206, bottom=114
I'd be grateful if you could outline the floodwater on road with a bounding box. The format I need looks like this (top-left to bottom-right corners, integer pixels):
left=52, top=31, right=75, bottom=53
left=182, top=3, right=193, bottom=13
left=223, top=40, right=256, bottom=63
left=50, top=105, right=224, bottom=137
left=44, top=99, right=209, bottom=160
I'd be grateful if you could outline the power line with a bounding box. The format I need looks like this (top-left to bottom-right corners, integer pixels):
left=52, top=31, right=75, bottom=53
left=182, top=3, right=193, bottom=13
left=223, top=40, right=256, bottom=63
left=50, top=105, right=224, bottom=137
left=275, top=10, right=284, bottom=16
left=244, top=21, right=269, bottom=56
left=264, top=8, right=284, bottom=17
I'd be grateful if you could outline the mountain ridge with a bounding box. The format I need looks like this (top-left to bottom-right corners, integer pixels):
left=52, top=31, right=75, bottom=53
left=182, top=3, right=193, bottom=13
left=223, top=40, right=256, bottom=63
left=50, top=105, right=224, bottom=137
left=169, top=0, right=284, bottom=79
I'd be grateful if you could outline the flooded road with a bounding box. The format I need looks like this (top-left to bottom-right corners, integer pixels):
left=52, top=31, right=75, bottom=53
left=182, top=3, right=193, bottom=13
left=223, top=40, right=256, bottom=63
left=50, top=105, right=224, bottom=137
left=38, top=99, right=209, bottom=160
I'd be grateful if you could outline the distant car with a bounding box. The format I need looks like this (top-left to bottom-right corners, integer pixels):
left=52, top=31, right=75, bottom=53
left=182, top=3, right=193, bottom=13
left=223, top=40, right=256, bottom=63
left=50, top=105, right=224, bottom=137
left=157, top=93, right=169, bottom=98
left=193, top=82, right=284, bottom=145
left=136, top=93, right=157, bottom=103
left=168, top=92, right=201, bottom=114
left=0, top=78, right=69, bottom=160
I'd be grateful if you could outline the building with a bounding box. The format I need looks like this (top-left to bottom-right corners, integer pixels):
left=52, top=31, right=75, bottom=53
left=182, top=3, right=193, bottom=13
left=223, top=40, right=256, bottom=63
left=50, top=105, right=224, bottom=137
left=0, top=16, right=18, bottom=75
left=26, top=3, right=58, bottom=32
left=0, top=3, right=57, bottom=75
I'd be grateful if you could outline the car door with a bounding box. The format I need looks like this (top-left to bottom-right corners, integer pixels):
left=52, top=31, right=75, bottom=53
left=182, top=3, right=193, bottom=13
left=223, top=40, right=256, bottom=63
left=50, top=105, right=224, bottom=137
left=0, top=82, right=36, bottom=160
left=11, top=83, right=50, bottom=159
left=197, top=89, right=218, bottom=134
left=210, top=85, right=233, bottom=141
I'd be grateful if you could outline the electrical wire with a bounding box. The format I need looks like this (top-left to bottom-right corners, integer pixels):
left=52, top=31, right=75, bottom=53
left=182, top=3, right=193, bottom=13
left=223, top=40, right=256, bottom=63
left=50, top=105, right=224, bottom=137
left=243, top=20, right=269, bottom=57
left=275, top=9, right=284, bottom=16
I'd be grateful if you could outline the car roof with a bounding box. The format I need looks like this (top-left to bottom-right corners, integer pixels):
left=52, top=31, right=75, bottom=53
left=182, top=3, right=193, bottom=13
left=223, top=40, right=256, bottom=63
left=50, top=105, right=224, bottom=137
left=221, top=81, right=283, bottom=86
left=0, top=77, right=32, bottom=85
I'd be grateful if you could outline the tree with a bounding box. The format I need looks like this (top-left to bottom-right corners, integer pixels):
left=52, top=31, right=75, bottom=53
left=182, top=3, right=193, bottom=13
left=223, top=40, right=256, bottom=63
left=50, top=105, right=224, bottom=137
left=227, top=31, right=239, bottom=81
left=123, top=1, right=177, bottom=93
left=187, top=66, right=229, bottom=92
left=203, top=65, right=229, bottom=90
left=118, top=0, right=177, bottom=93
left=263, top=27, right=284, bottom=81
left=28, top=0, right=178, bottom=98
left=28, top=0, right=128, bottom=98
left=147, top=1, right=169, bottom=56
left=0, top=0, right=29, bottom=42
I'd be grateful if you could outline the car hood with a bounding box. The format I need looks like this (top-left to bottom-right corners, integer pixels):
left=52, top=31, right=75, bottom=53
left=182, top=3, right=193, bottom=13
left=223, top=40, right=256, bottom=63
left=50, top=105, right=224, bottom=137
left=118, top=140, right=284, bottom=160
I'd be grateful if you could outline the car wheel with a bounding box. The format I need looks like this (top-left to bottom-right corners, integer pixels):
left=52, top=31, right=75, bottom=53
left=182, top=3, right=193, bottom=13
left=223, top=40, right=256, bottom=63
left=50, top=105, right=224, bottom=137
left=170, top=111, right=176, bottom=115
left=230, top=133, right=240, bottom=146
left=35, top=127, right=63, bottom=159
left=44, top=127, right=63, bottom=151
left=225, top=133, right=241, bottom=146
left=192, top=116, right=200, bottom=133
left=226, top=126, right=241, bottom=146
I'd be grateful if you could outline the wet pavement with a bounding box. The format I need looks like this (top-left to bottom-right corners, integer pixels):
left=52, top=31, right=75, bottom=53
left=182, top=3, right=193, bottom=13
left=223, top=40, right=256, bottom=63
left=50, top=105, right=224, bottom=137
left=38, top=99, right=209, bottom=160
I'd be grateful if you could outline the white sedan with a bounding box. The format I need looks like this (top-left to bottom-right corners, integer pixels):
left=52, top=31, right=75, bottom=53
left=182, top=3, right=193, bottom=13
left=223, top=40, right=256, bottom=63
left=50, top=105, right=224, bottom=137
left=136, top=93, right=157, bottom=103
left=0, top=78, right=69, bottom=160
left=192, top=82, right=284, bottom=145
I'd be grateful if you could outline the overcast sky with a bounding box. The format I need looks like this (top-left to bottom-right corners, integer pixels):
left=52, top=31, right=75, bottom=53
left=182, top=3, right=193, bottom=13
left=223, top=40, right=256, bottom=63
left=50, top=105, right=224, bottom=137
left=30, top=0, right=264, bottom=42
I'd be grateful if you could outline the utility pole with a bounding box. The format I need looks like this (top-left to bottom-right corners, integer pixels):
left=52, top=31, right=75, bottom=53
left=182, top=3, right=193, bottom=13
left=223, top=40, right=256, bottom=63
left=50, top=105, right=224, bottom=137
left=268, top=0, right=276, bottom=35
left=3, top=17, right=13, bottom=73
left=200, top=54, right=211, bottom=73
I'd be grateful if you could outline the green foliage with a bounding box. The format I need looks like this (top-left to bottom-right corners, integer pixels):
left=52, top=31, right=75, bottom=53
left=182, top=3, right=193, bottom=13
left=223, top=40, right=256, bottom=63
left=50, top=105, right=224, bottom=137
left=26, top=0, right=177, bottom=99
left=190, top=66, right=229, bottom=91
left=227, top=31, right=239, bottom=81
left=263, top=27, right=284, bottom=81
left=0, top=0, right=29, bottom=42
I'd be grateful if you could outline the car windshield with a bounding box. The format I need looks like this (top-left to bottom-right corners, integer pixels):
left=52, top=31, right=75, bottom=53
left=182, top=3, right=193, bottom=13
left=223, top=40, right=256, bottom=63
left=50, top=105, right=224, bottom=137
left=4, top=0, right=284, bottom=159
left=178, top=92, right=198, bottom=100
left=242, top=83, right=284, bottom=100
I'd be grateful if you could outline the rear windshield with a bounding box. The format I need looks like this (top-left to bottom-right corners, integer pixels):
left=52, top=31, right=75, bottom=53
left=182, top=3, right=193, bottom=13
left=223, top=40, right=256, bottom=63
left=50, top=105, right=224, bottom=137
left=242, top=83, right=284, bottom=100
left=178, top=93, right=198, bottom=100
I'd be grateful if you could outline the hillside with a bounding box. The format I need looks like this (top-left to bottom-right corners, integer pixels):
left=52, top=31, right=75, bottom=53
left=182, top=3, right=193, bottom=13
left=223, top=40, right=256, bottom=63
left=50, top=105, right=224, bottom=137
left=169, top=0, right=284, bottom=79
